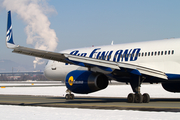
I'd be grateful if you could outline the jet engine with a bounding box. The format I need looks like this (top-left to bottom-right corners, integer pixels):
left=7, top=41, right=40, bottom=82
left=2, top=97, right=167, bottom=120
left=65, top=70, right=108, bottom=94
left=162, top=82, right=180, bottom=92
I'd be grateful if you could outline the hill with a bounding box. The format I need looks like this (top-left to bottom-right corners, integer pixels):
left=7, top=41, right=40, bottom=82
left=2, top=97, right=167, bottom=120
left=0, top=59, right=45, bottom=72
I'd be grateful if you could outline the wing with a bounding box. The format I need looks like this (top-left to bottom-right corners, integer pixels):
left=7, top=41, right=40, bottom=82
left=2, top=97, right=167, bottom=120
left=7, top=45, right=168, bottom=80
left=6, top=11, right=168, bottom=80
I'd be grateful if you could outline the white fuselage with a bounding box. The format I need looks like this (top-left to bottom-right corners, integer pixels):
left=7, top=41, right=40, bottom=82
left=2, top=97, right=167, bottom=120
left=44, top=38, right=180, bottom=81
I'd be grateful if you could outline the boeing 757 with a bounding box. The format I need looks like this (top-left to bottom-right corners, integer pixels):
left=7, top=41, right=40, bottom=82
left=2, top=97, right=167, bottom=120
left=6, top=11, right=180, bottom=103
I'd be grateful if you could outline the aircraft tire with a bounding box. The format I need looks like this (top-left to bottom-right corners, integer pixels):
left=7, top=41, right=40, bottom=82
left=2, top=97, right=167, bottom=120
left=134, top=93, right=143, bottom=103
left=65, top=94, right=74, bottom=100
left=65, top=94, right=70, bottom=100
left=70, top=94, right=74, bottom=100
left=127, top=93, right=135, bottom=103
left=142, top=93, right=150, bottom=103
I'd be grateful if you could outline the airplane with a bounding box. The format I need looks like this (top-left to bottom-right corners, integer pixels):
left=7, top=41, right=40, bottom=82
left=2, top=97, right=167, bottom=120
left=5, top=11, right=180, bottom=103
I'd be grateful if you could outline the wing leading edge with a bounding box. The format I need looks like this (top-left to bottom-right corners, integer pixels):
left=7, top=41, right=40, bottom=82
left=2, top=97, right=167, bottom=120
left=6, top=11, right=168, bottom=80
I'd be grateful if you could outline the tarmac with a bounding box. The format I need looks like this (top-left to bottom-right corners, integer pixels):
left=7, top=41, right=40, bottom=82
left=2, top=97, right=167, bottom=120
left=0, top=94, right=180, bottom=112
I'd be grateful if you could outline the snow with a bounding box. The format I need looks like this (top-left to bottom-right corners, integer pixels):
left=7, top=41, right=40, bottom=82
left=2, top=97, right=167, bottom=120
left=1, top=83, right=180, bottom=98
left=0, top=83, right=180, bottom=119
left=0, top=105, right=180, bottom=120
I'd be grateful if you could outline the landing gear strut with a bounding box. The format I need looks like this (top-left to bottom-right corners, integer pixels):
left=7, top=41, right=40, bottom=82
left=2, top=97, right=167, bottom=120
left=65, top=89, right=74, bottom=100
left=127, top=75, right=150, bottom=103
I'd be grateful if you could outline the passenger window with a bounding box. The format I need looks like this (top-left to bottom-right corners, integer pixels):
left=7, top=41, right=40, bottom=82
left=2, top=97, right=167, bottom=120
left=168, top=50, right=170, bottom=55
left=135, top=53, right=138, bottom=57
left=155, top=52, right=157, bottom=56
left=151, top=52, right=153, bottom=56
left=158, top=51, right=160, bottom=55
left=165, top=51, right=167, bottom=55
left=161, top=51, right=163, bottom=55
left=172, top=50, right=174, bottom=54
left=142, top=53, right=144, bottom=57
left=148, top=52, right=150, bottom=56
left=114, top=55, right=117, bottom=59
left=106, top=56, right=109, bottom=60
left=139, top=53, right=141, bottom=57
left=145, top=52, right=147, bottom=56
left=132, top=54, right=134, bottom=58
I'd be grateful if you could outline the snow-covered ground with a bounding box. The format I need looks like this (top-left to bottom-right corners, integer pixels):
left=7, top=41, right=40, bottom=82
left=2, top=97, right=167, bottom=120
left=0, top=83, right=180, bottom=120
left=0, top=105, right=180, bottom=120
left=1, top=83, right=180, bottom=98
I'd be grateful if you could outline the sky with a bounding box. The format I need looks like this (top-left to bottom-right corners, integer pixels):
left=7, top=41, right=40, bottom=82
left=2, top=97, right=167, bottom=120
left=0, top=0, right=180, bottom=70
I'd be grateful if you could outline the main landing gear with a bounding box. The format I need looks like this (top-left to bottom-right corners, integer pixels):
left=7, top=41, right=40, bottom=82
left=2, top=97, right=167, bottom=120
left=127, top=93, right=150, bottom=103
left=127, top=75, right=150, bottom=103
left=65, top=89, right=74, bottom=100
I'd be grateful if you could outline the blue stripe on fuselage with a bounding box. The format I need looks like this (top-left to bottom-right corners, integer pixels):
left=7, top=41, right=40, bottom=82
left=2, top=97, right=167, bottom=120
left=166, top=74, right=180, bottom=80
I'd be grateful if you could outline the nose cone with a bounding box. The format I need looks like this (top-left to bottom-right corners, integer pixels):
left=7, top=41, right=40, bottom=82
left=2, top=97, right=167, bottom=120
left=44, top=61, right=66, bottom=81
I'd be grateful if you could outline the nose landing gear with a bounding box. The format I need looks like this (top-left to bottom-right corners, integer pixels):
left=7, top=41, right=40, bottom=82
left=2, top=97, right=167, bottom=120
left=65, top=89, right=74, bottom=100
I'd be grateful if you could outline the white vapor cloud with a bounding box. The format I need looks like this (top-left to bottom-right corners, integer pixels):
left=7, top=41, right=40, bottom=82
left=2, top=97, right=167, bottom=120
left=2, top=0, right=58, bottom=69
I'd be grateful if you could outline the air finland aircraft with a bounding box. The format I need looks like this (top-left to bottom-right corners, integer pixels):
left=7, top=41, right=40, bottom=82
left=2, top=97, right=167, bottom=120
left=6, top=11, right=180, bottom=103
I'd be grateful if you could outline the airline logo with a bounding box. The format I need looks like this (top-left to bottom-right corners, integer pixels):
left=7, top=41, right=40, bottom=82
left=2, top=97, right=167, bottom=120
left=6, top=25, right=13, bottom=43
left=6, top=11, right=14, bottom=45
left=70, top=48, right=141, bottom=62
left=68, top=76, right=74, bottom=86
left=68, top=76, right=84, bottom=86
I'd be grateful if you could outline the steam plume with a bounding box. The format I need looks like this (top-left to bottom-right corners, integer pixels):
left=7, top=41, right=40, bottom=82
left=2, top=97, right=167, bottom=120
left=2, top=0, right=58, bottom=69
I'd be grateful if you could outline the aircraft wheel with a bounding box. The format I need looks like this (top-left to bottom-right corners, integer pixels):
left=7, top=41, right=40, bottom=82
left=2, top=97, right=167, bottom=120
left=127, top=93, right=135, bottom=103
left=65, top=94, right=69, bottom=100
left=69, top=94, right=74, bottom=100
left=65, top=94, right=70, bottom=100
left=65, top=94, right=74, bottom=100
left=134, top=93, right=143, bottom=103
left=143, top=93, right=150, bottom=103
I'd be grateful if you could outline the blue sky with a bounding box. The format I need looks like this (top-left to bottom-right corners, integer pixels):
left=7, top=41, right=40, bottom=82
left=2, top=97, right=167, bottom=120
left=0, top=0, right=180, bottom=69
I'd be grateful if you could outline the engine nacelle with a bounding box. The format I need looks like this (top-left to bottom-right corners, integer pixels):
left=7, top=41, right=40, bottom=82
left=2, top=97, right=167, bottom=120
left=162, top=82, right=180, bottom=92
left=65, top=70, right=108, bottom=94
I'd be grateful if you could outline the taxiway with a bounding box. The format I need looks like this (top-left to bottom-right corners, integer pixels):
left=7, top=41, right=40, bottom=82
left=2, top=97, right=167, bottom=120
left=0, top=94, right=180, bottom=112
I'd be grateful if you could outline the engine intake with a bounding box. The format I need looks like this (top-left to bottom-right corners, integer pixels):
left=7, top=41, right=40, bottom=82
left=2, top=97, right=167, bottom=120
left=65, top=70, right=108, bottom=94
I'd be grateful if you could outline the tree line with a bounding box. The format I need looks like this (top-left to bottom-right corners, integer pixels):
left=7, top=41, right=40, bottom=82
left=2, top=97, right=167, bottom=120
left=0, top=74, right=49, bottom=81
